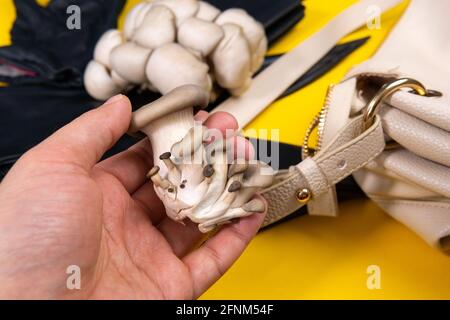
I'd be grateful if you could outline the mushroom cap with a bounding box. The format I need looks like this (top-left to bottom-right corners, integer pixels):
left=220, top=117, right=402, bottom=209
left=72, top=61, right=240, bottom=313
left=145, top=43, right=212, bottom=95
left=252, top=36, right=268, bottom=73
left=86, top=1, right=268, bottom=102
left=111, top=70, right=130, bottom=88
left=178, top=17, right=224, bottom=57
left=129, top=85, right=210, bottom=134
left=154, top=0, right=199, bottom=25
left=123, top=1, right=153, bottom=39
left=215, top=8, right=267, bottom=72
left=215, top=9, right=266, bottom=52
left=228, top=162, right=249, bottom=178
left=242, top=162, right=274, bottom=188
left=132, top=5, right=176, bottom=49
left=203, top=164, right=215, bottom=178
left=110, top=42, right=153, bottom=84
left=93, top=29, right=123, bottom=68
left=196, top=1, right=220, bottom=21
left=242, top=198, right=266, bottom=213
left=211, top=23, right=252, bottom=91
left=84, top=60, right=121, bottom=101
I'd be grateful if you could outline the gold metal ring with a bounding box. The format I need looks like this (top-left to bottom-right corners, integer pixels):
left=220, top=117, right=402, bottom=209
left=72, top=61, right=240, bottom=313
left=362, top=78, right=427, bottom=130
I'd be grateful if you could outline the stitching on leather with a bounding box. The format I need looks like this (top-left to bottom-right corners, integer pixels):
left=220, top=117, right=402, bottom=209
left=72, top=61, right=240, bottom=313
left=374, top=198, right=450, bottom=241
left=324, top=187, right=336, bottom=214
left=375, top=198, right=450, bottom=209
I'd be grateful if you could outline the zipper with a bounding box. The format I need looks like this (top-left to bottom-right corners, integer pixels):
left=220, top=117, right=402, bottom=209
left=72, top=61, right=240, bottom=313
left=302, top=84, right=335, bottom=159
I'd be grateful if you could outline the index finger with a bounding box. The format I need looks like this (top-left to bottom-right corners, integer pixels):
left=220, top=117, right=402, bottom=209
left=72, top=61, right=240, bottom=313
left=34, top=95, right=132, bottom=171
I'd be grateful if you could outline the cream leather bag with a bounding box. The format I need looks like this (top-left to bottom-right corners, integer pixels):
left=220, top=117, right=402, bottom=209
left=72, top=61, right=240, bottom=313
left=342, top=0, right=450, bottom=253
left=215, top=0, right=450, bottom=254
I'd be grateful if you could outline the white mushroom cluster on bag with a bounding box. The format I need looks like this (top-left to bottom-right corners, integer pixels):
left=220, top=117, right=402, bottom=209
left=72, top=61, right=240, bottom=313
left=84, top=0, right=268, bottom=100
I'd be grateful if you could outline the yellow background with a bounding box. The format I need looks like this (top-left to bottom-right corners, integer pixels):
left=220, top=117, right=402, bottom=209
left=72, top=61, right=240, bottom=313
left=1, top=0, right=449, bottom=299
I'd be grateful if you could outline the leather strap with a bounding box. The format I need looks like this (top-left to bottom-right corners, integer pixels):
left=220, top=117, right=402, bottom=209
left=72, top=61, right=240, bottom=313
left=213, top=0, right=404, bottom=128
left=213, top=0, right=401, bottom=225
left=307, top=78, right=357, bottom=217
left=262, top=115, right=386, bottom=226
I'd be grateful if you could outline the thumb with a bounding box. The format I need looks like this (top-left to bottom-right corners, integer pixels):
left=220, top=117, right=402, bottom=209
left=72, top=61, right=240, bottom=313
left=35, top=95, right=132, bottom=171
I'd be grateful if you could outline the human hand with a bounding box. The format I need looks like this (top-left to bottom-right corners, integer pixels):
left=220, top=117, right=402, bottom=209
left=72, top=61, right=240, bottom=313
left=0, top=95, right=266, bottom=299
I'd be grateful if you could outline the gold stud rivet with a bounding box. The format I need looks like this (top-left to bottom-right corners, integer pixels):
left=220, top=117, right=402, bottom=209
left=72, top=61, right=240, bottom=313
left=296, top=188, right=311, bottom=203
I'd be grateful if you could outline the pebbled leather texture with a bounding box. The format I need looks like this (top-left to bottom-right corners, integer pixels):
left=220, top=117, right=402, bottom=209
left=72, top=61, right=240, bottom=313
left=262, top=115, right=385, bottom=226
left=381, top=106, right=450, bottom=167
left=388, top=92, right=450, bottom=132
left=263, top=167, right=309, bottom=226
left=307, top=188, right=338, bottom=217
left=370, top=197, right=450, bottom=253
left=382, top=149, right=450, bottom=198
left=340, top=0, right=450, bottom=253
left=354, top=165, right=440, bottom=200
left=316, top=117, right=385, bottom=185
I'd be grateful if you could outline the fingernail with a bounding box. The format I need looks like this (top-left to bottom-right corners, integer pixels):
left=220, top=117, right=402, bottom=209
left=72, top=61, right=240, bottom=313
left=104, top=94, right=124, bottom=105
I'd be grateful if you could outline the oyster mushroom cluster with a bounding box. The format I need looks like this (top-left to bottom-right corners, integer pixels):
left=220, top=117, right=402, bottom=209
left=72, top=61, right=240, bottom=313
left=129, top=85, right=274, bottom=232
left=84, top=0, right=267, bottom=100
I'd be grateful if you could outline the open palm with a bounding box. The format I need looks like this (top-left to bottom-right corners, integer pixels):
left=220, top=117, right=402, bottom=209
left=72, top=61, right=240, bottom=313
left=0, top=96, right=265, bottom=299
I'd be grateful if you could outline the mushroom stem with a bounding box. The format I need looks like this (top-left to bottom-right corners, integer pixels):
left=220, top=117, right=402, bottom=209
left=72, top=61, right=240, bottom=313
left=159, top=151, right=182, bottom=183
left=171, top=125, right=208, bottom=160
left=159, top=152, right=176, bottom=170
left=141, top=107, right=195, bottom=176
left=147, top=166, right=172, bottom=189
left=131, top=86, right=209, bottom=178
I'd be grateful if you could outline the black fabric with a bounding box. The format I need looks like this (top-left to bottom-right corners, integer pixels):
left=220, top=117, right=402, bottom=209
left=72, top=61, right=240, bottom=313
left=265, top=37, right=370, bottom=99
left=207, top=0, right=305, bottom=44
left=0, top=86, right=136, bottom=163
left=0, top=0, right=125, bottom=86
left=0, top=0, right=131, bottom=179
